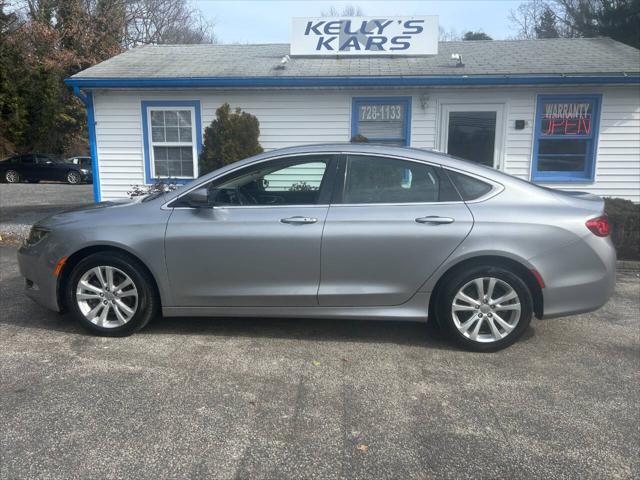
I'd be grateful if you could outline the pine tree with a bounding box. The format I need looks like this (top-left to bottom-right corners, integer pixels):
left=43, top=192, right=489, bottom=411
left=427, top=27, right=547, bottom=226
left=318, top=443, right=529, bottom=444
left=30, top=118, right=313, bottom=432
left=535, top=7, right=561, bottom=39
left=199, top=103, right=263, bottom=175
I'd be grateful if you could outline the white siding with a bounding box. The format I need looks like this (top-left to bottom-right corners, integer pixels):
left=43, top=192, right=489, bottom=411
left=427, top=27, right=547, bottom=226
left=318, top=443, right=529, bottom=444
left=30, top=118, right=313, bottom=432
left=93, top=85, right=640, bottom=201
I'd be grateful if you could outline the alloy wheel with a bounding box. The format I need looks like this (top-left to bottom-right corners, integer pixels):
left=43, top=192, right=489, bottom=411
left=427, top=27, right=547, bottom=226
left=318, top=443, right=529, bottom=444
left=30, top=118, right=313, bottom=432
left=76, top=266, right=138, bottom=328
left=451, top=277, right=521, bottom=343
left=6, top=170, right=19, bottom=183
left=67, top=171, right=81, bottom=184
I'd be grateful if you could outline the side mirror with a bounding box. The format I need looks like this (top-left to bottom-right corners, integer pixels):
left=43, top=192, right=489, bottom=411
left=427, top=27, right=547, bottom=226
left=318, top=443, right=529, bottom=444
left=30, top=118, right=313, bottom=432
left=186, top=187, right=210, bottom=207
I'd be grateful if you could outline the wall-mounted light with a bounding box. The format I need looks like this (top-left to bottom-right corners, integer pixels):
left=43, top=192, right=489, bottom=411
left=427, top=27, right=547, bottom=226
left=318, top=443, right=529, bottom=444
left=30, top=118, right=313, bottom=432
left=451, top=53, right=464, bottom=67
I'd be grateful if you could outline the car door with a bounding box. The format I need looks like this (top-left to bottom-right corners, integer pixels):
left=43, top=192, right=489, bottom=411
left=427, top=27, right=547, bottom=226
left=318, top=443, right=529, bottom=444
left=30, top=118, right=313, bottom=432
left=39, top=154, right=69, bottom=181
left=18, top=154, right=38, bottom=180
left=164, top=154, right=338, bottom=307
left=33, top=155, right=55, bottom=180
left=318, top=154, right=474, bottom=307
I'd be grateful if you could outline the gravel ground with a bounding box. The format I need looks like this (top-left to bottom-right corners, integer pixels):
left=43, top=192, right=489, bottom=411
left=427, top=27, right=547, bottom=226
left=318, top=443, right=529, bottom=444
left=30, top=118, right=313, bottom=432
left=0, top=244, right=638, bottom=479
left=0, top=183, right=93, bottom=240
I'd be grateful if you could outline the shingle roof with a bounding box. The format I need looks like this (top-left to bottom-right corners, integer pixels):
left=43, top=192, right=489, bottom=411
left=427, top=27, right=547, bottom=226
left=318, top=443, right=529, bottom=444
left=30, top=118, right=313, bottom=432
left=73, top=38, right=639, bottom=79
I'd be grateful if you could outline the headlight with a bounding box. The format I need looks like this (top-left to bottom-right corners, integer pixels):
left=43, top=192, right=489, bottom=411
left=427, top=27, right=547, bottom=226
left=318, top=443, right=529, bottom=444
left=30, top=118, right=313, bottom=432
left=23, top=227, right=50, bottom=248
left=80, top=168, right=90, bottom=174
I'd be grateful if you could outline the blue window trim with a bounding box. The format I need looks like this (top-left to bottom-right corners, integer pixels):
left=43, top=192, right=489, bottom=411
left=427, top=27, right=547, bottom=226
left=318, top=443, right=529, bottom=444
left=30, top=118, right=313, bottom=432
left=351, top=96, right=412, bottom=146
left=531, top=94, right=602, bottom=183
left=141, top=100, right=202, bottom=185
left=65, top=75, right=640, bottom=89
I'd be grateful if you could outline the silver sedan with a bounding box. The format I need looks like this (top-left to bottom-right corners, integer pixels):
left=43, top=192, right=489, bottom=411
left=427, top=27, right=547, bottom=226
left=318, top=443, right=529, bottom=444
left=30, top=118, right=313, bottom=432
left=17, top=144, right=616, bottom=351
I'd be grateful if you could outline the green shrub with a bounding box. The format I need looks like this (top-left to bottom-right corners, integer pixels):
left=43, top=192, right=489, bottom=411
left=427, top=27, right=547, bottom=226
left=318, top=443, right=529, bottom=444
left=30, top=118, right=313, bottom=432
left=604, top=197, right=639, bottom=260
left=198, top=103, right=263, bottom=176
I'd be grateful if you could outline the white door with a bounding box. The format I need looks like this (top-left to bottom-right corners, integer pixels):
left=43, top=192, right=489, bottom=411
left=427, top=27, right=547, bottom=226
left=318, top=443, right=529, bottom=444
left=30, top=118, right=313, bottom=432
left=439, top=104, right=505, bottom=169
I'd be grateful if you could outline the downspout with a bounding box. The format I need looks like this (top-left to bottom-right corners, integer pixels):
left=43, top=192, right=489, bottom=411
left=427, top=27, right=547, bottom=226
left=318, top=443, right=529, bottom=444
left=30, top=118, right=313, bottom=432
left=72, top=86, right=101, bottom=202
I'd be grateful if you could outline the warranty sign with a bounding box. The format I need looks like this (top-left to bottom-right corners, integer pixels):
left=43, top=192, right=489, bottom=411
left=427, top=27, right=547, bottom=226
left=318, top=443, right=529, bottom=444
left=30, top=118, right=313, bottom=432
left=291, top=16, right=439, bottom=56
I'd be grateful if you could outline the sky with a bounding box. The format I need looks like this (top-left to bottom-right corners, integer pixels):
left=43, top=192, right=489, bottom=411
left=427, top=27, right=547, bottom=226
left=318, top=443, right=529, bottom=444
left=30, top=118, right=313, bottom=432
left=195, top=0, right=527, bottom=43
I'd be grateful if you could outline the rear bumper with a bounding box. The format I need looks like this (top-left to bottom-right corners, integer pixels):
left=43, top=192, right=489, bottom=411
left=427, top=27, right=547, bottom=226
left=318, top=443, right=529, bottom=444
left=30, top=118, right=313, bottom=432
left=17, top=245, right=61, bottom=312
left=531, top=235, right=616, bottom=319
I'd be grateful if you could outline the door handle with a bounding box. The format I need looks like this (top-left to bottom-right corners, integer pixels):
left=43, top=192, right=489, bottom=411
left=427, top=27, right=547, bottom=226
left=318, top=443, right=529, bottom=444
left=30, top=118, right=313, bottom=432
left=415, top=216, right=455, bottom=225
left=280, top=216, right=318, bottom=225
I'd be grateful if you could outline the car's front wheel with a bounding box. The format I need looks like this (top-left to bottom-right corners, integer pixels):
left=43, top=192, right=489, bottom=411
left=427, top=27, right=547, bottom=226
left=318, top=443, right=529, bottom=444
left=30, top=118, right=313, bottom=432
left=436, top=265, right=533, bottom=352
left=5, top=169, right=20, bottom=183
left=66, top=171, right=81, bottom=184
left=65, top=252, right=159, bottom=336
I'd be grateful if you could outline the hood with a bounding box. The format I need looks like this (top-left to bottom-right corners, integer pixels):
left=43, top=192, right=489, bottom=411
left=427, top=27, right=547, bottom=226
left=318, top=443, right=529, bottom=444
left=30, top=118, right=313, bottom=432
left=34, top=196, right=152, bottom=229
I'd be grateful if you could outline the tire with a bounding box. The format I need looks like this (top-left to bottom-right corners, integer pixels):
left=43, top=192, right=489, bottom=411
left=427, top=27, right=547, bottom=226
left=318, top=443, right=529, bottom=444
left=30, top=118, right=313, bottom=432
left=436, top=265, right=533, bottom=352
left=5, top=169, right=20, bottom=183
left=66, top=170, right=81, bottom=184
left=65, top=252, right=159, bottom=336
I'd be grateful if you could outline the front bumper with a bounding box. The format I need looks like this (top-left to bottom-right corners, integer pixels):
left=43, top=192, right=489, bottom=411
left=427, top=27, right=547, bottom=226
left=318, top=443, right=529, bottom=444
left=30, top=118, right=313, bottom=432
left=17, top=244, right=62, bottom=312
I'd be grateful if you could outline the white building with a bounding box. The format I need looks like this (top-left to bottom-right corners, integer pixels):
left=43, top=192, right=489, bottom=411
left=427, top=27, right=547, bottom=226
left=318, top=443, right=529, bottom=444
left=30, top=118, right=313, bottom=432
left=66, top=33, right=640, bottom=202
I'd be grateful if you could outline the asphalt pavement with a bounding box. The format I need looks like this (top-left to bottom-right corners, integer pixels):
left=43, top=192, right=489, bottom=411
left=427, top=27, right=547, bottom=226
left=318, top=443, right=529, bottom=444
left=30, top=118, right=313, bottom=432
left=1, top=243, right=638, bottom=479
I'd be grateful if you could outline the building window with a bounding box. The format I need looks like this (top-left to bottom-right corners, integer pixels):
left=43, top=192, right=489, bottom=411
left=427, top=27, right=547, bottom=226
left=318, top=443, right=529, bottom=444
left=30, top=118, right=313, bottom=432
left=351, top=97, right=411, bottom=146
left=532, top=95, right=601, bottom=183
left=141, top=101, right=202, bottom=183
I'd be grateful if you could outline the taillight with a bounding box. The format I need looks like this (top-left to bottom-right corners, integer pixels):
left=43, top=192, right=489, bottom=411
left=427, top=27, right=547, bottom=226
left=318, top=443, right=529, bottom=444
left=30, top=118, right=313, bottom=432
left=586, top=215, right=610, bottom=237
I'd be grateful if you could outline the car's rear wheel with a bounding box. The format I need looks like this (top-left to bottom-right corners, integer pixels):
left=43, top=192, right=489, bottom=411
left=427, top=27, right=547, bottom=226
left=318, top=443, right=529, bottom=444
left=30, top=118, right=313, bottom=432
left=436, top=265, right=533, bottom=352
left=65, top=252, right=158, bottom=336
left=66, top=171, right=81, bottom=184
left=5, top=170, right=20, bottom=183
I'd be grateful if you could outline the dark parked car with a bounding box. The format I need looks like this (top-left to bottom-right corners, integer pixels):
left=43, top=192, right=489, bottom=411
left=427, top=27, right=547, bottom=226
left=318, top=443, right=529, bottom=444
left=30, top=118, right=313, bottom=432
left=0, top=154, right=92, bottom=184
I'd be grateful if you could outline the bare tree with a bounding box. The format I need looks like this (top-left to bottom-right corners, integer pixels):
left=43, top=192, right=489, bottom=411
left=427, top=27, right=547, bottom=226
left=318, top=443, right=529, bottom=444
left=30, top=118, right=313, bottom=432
left=509, top=0, right=639, bottom=47
left=508, top=0, right=554, bottom=38
left=123, top=0, right=216, bottom=46
left=439, top=26, right=461, bottom=41
left=1, top=0, right=22, bottom=35
left=321, top=4, right=365, bottom=16
left=13, top=0, right=216, bottom=47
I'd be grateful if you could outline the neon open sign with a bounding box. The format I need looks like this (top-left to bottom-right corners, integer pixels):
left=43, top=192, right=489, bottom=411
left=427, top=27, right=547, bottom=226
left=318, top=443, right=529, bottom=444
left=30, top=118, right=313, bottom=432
left=290, top=16, right=439, bottom=56
left=541, top=101, right=593, bottom=136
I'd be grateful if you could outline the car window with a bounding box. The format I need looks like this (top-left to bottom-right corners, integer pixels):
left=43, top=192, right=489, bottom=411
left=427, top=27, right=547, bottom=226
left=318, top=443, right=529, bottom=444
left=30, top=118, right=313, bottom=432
left=342, top=155, right=460, bottom=204
left=202, top=156, right=331, bottom=206
left=21, top=155, right=34, bottom=164
left=446, top=170, right=494, bottom=201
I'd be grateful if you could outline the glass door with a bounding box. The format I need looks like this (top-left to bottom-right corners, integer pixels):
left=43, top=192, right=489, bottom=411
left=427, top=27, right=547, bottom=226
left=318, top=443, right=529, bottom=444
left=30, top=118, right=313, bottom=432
left=440, top=104, right=505, bottom=169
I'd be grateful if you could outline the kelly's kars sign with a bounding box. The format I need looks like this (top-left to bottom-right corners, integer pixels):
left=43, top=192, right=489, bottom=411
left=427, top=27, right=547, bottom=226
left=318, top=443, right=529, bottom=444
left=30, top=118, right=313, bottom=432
left=290, top=16, right=439, bottom=56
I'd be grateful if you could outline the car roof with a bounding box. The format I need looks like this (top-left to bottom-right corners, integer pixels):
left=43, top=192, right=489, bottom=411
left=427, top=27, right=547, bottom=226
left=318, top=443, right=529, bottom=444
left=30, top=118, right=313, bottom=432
left=243, top=143, right=515, bottom=181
